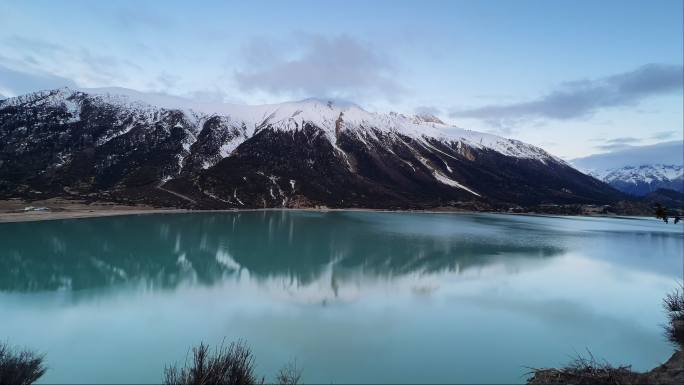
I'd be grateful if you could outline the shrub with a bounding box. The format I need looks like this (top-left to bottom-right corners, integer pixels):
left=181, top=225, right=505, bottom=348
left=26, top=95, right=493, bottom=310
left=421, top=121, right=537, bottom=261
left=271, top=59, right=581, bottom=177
left=163, top=341, right=261, bottom=385
left=526, top=351, right=638, bottom=385
left=275, top=360, right=302, bottom=385
left=0, top=342, right=47, bottom=385
left=664, top=284, right=684, bottom=349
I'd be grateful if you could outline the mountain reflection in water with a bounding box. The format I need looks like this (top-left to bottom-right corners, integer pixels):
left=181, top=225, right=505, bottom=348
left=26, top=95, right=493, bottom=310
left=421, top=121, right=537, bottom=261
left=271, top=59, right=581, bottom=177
left=0, top=211, right=563, bottom=292
left=1, top=211, right=682, bottom=383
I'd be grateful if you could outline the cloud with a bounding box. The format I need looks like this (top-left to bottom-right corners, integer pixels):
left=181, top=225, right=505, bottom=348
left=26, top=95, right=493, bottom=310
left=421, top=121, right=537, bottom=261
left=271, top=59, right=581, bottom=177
left=650, top=130, right=678, bottom=140
left=240, top=35, right=286, bottom=67
left=450, top=64, right=683, bottom=125
left=594, top=136, right=644, bottom=150
left=234, top=34, right=403, bottom=101
left=0, top=35, right=166, bottom=92
left=2, top=36, right=117, bottom=86
left=592, top=134, right=683, bottom=151
left=572, top=140, right=684, bottom=170
left=414, top=106, right=441, bottom=116
left=0, top=63, right=77, bottom=96
left=114, top=7, right=170, bottom=30
left=155, top=72, right=181, bottom=89
left=596, top=143, right=637, bottom=151
left=604, top=137, right=642, bottom=145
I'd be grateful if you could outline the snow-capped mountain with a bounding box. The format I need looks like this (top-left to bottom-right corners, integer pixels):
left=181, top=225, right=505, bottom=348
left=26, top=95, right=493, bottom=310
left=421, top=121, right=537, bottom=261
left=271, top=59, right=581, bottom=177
left=0, top=88, right=622, bottom=209
left=588, top=164, right=683, bottom=196
left=572, top=141, right=684, bottom=196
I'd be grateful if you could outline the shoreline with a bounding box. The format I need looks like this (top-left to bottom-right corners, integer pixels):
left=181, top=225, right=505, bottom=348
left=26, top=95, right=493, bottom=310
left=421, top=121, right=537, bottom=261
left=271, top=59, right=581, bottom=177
left=0, top=198, right=651, bottom=223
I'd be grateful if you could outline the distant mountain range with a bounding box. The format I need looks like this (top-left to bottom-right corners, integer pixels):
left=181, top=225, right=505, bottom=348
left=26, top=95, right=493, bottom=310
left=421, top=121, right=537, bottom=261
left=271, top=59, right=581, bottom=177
left=573, top=141, right=683, bottom=196
left=0, top=88, right=623, bottom=210
left=589, top=165, right=683, bottom=196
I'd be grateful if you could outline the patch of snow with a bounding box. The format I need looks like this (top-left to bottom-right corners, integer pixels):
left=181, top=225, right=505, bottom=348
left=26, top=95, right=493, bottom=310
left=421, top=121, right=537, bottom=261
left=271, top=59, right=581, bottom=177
left=203, top=190, right=231, bottom=204
left=219, top=139, right=240, bottom=158
left=412, top=152, right=479, bottom=196
left=233, top=189, right=244, bottom=205
left=432, top=170, right=480, bottom=196
left=442, top=160, right=453, bottom=173
left=401, top=159, right=416, bottom=172
left=176, top=154, right=185, bottom=173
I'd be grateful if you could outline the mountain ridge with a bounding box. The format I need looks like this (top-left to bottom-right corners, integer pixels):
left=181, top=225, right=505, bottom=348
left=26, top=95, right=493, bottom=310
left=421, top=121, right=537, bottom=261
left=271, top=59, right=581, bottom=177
left=589, top=164, right=683, bottom=196
left=572, top=141, right=683, bottom=196
left=0, top=88, right=624, bottom=210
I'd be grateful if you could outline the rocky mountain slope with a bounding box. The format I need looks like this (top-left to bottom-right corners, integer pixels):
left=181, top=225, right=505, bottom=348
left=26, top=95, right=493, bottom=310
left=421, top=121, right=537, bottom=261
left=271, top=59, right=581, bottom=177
left=0, top=88, right=624, bottom=210
left=589, top=164, right=683, bottom=196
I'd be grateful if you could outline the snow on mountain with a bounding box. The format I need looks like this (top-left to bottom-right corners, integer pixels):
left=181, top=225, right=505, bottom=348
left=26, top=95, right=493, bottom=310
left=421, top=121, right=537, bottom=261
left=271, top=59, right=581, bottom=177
left=572, top=141, right=683, bottom=195
left=591, top=164, right=683, bottom=183
left=588, top=164, right=683, bottom=195
left=0, top=87, right=561, bottom=180
left=64, top=87, right=555, bottom=162
left=0, top=87, right=621, bottom=209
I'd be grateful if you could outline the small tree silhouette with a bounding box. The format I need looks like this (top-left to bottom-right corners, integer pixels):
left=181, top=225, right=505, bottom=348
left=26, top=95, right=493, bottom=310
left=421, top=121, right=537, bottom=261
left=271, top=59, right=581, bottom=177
left=0, top=342, right=46, bottom=385
left=655, top=203, right=670, bottom=223
left=275, top=360, right=302, bottom=385
left=654, top=203, right=681, bottom=224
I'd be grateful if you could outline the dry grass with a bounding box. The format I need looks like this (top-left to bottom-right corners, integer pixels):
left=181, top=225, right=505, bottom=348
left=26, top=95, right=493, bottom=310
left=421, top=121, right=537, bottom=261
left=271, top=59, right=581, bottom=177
left=528, top=284, right=684, bottom=384
left=526, top=350, right=639, bottom=385
left=164, top=341, right=302, bottom=385
left=663, top=284, right=684, bottom=349
left=164, top=341, right=262, bottom=385
left=0, top=342, right=46, bottom=385
left=275, top=360, right=302, bottom=385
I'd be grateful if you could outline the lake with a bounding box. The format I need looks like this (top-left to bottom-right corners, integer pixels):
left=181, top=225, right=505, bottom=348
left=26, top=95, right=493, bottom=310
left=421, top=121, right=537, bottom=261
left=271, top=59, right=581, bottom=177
left=0, top=211, right=682, bottom=383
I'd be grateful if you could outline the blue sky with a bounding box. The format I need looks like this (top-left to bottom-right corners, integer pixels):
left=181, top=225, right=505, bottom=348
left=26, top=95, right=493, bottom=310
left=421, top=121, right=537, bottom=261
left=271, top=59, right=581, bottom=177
left=0, top=0, right=682, bottom=158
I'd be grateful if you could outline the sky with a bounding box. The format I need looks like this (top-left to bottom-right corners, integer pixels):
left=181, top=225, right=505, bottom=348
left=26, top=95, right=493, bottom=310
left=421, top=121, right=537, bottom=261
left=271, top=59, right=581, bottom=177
left=0, top=0, right=682, bottom=159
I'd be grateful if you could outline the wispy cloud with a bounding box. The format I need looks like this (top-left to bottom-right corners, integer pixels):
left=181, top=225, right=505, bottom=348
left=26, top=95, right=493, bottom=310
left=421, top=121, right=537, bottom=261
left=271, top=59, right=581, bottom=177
left=573, top=140, right=684, bottom=169
left=0, top=63, right=77, bottom=96
left=113, top=7, right=171, bottom=30
left=604, top=137, right=642, bottom=145
left=414, top=106, right=441, bottom=116
left=0, top=35, right=173, bottom=92
left=596, top=140, right=640, bottom=151
left=591, top=134, right=683, bottom=151
left=450, top=64, right=683, bottom=126
left=234, top=34, right=404, bottom=101
left=650, top=130, right=678, bottom=140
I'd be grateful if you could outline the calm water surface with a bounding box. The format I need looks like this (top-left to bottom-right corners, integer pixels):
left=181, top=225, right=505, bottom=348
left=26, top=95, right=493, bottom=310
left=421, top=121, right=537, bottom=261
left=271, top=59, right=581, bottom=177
left=0, top=211, right=682, bottom=383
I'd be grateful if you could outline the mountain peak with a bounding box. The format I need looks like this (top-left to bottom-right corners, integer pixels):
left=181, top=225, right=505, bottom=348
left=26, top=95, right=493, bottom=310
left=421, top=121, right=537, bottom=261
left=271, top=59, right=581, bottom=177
left=413, top=112, right=445, bottom=125
left=2, top=87, right=558, bottom=161
left=0, top=87, right=623, bottom=209
left=588, top=164, right=683, bottom=196
left=295, top=97, right=362, bottom=110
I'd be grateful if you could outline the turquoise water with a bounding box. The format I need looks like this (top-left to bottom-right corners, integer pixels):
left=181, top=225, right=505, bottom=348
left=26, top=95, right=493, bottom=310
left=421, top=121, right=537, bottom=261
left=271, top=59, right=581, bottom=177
left=0, top=211, right=682, bottom=383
